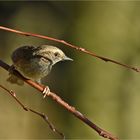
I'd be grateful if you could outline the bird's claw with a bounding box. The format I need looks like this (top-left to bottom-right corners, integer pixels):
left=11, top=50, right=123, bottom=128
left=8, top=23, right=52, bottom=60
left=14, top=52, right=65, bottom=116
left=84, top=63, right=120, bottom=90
left=8, top=65, right=16, bottom=74
left=42, top=86, right=50, bottom=98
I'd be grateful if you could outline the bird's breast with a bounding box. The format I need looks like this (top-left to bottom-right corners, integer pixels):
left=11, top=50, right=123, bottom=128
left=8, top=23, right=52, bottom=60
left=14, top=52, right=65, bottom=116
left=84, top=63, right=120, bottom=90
left=14, top=57, right=52, bottom=80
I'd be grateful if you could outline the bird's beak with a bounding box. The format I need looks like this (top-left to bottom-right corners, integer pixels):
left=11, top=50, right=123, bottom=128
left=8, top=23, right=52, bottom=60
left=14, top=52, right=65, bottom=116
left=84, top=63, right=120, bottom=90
left=63, top=56, right=73, bottom=61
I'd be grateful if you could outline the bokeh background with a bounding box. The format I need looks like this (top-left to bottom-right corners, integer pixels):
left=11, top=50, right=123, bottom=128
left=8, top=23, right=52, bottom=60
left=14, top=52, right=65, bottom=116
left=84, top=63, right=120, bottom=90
left=0, top=1, right=140, bottom=139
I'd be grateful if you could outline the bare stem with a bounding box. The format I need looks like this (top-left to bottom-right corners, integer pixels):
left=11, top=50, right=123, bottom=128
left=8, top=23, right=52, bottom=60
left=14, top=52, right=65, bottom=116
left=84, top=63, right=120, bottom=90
left=0, top=59, right=119, bottom=140
left=0, top=84, right=65, bottom=139
left=0, top=26, right=139, bottom=72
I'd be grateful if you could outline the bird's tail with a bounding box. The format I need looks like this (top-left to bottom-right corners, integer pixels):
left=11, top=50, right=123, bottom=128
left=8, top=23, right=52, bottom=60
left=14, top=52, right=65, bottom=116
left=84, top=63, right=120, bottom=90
left=7, top=74, right=24, bottom=85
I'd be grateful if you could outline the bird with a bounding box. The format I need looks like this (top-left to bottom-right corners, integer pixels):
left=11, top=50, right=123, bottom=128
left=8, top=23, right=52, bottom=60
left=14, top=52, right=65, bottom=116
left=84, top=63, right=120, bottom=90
left=7, top=45, right=73, bottom=97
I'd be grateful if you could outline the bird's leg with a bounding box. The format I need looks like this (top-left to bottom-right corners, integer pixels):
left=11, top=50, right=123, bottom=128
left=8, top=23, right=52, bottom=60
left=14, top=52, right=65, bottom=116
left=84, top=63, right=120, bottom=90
left=36, top=79, right=50, bottom=98
left=8, top=65, right=16, bottom=74
left=42, top=86, right=50, bottom=98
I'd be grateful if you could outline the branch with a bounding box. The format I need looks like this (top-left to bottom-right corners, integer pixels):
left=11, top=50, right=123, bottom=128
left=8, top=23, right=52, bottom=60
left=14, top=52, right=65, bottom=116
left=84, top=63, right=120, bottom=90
left=0, top=59, right=119, bottom=140
left=0, top=84, right=65, bottom=139
left=0, top=26, right=139, bottom=73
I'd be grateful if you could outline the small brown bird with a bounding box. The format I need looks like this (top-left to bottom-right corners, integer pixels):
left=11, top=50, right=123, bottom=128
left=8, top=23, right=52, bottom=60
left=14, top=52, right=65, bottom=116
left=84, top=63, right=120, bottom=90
left=7, top=45, right=73, bottom=86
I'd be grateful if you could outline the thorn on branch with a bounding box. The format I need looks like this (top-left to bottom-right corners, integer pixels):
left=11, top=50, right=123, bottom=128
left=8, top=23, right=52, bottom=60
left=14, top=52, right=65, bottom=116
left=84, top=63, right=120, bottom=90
left=41, top=113, right=65, bottom=139
left=99, top=130, right=119, bottom=140
left=10, top=90, right=16, bottom=97
left=78, top=47, right=85, bottom=51
left=23, top=106, right=29, bottom=111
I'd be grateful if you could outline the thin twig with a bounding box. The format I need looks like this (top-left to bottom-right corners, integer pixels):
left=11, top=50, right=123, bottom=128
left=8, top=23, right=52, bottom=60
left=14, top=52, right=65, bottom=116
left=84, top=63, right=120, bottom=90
left=0, top=59, right=119, bottom=140
left=0, top=25, right=139, bottom=72
left=0, top=84, right=65, bottom=139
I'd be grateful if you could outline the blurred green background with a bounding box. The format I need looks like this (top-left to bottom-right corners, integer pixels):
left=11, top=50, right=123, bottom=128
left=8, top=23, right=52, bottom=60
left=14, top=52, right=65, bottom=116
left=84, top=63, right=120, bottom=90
left=0, top=1, right=140, bottom=139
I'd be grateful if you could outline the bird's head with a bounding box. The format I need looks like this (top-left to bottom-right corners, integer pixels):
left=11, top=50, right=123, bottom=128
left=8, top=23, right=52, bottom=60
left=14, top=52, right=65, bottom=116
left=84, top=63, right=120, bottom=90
left=34, top=45, right=73, bottom=65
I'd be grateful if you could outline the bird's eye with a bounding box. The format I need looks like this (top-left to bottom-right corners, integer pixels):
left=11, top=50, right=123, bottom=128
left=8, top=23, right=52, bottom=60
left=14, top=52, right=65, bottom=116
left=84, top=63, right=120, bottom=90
left=54, top=52, right=60, bottom=57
